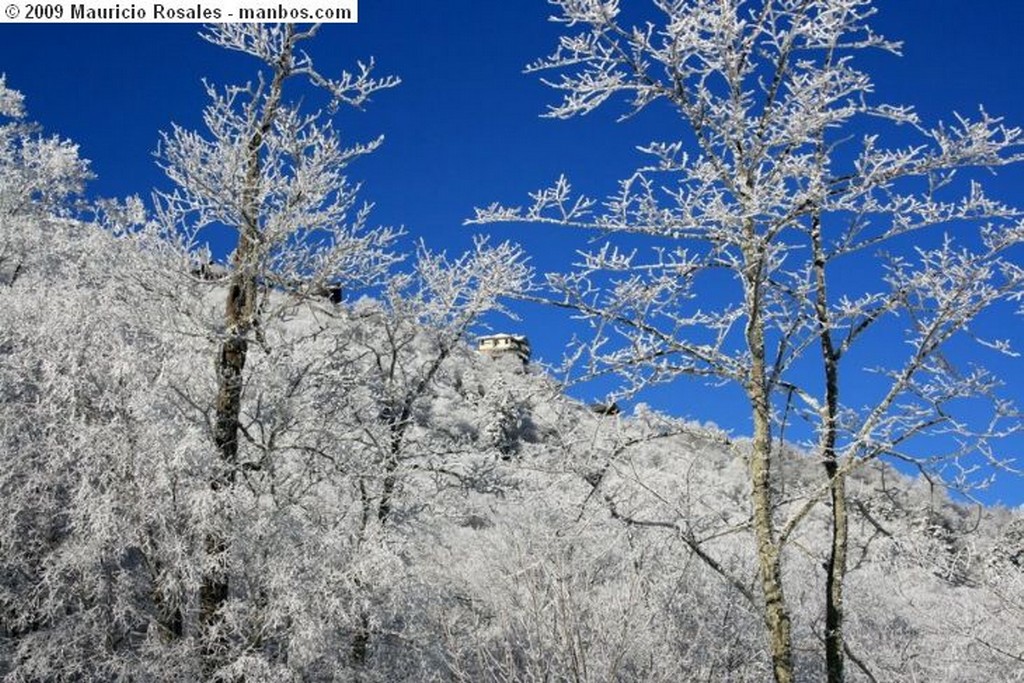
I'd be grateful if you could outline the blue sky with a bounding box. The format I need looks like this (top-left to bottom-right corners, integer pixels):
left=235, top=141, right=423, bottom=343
left=1, top=2, right=1022, bottom=504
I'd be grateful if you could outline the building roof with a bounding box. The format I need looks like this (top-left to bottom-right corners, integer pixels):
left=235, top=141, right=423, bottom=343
left=477, top=333, right=529, bottom=343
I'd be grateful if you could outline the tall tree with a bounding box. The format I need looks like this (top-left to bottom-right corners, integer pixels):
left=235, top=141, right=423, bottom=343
left=155, top=23, right=399, bottom=675
left=471, top=2, right=1024, bottom=680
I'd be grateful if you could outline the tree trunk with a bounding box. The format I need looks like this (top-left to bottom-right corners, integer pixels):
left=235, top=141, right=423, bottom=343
left=749, top=382, right=794, bottom=683
left=743, top=239, right=794, bottom=683
left=350, top=611, right=371, bottom=667
left=377, top=424, right=402, bottom=525
left=824, top=468, right=848, bottom=682
left=812, top=213, right=847, bottom=683
left=350, top=478, right=375, bottom=669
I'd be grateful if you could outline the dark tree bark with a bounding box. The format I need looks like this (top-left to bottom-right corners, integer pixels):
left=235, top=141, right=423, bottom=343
left=811, top=212, right=848, bottom=683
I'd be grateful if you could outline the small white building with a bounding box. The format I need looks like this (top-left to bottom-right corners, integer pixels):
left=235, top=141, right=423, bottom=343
left=477, top=333, right=531, bottom=363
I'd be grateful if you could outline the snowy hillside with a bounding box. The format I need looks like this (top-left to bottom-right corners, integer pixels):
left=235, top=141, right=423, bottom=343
left=1, top=210, right=1021, bottom=681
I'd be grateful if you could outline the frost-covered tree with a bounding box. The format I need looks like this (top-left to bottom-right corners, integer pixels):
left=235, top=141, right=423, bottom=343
left=153, top=23, right=399, bottom=673
left=347, top=239, right=531, bottom=526
left=471, top=2, right=1024, bottom=680
left=331, top=238, right=530, bottom=664
left=0, top=74, right=91, bottom=286
left=480, top=374, right=530, bottom=458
